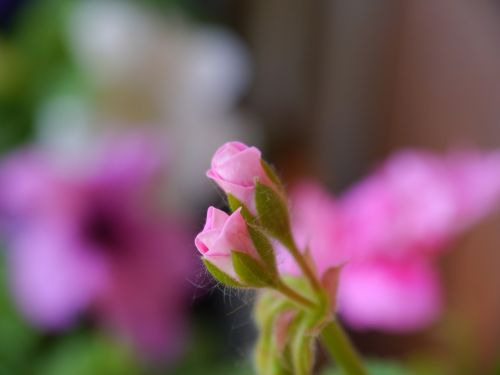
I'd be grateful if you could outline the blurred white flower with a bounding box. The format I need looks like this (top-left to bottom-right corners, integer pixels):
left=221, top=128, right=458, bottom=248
left=36, top=0, right=259, bottom=212
left=37, top=94, right=96, bottom=168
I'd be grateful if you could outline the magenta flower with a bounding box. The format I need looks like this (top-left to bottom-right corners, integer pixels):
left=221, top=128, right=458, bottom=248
left=282, top=149, right=500, bottom=332
left=338, top=150, right=500, bottom=260
left=195, top=206, right=258, bottom=279
left=0, top=135, right=193, bottom=359
left=207, top=141, right=274, bottom=212
left=337, top=257, right=441, bottom=331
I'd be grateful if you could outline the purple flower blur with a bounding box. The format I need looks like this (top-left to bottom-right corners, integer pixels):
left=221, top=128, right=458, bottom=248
left=0, top=134, right=193, bottom=360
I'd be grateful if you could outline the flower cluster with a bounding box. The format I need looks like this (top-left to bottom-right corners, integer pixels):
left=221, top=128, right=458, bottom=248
left=196, top=142, right=324, bottom=290
left=196, top=142, right=353, bottom=374
left=196, top=142, right=500, bottom=375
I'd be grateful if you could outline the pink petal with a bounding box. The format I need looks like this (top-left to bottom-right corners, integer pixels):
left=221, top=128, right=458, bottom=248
left=89, top=133, right=165, bottom=189
left=338, top=258, right=442, bottom=332
left=211, top=141, right=250, bottom=168
left=278, top=181, right=346, bottom=277
left=212, top=147, right=265, bottom=186
left=9, top=225, right=105, bottom=329
left=338, top=149, right=500, bottom=259
left=94, top=221, right=193, bottom=359
left=204, top=206, right=229, bottom=231
left=203, top=254, right=237, bottom=279
left=195, top=229, right=225, bottom=256
left=206, top=171, right=256, bottom=210
left=221, top=208, right=255, bottom=255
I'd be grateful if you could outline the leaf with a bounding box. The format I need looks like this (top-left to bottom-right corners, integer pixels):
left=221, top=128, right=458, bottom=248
left=247, top=224, right=277, bottom=275
left=232, top=252, right=275, bottom=288
left=255, top=181, right=291, bottom=241
left=227, top=194, right=242, bottom=212
left=202, top=259, right=244, bottom=288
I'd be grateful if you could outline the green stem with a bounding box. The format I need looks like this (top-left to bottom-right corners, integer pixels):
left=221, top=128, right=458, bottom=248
left=320, top=320, right=368, bottom=375
left=274, top=280, right=316, bottom=310
left=282, top=235, right=323, bottom=293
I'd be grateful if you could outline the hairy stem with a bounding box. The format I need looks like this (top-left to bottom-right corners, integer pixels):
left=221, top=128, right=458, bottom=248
left=320, top=320, right=368, bottom=375
left=274, top=280, right=316, bottom=309
left=281, top=235, right=323, bottom=293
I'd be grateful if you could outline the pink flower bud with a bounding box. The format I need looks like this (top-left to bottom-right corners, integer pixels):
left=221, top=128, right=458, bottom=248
left=206, top=142, right=272, bottom=211
left=195, top=206, right=257, bottom=279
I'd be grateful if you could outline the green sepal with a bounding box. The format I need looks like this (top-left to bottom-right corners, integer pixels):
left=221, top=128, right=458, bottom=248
left=261, top=159, right=285, bottom=192
left=288, top=313, right=315, bottom=375
left=255, top=181, right=291, bottom=241
left=281, top=275, right=331, bottom=331
left=321, top=266, right=342, bottom=312
left=254, top=290, right=293, bottom=326
left=227, top=193, right=242, bottom=212
left=254, top=292, right=295, bottom=375
left=227, top=193, right=254, bottom=222
left=202, top=259, right=244, bottom=288
left=231, top=251, right=275, bottom=288
left=253, top=291, right=320, bottom=375
left=247, top=224, right=277, bottom=276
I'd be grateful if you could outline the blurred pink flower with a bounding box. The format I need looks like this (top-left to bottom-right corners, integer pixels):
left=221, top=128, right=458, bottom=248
left=282, top=149, right=500, bottom=332
left=337, top=257, right=441, bottom=331
left=0, top=135, right=193, bottom=359
left=195, top=206, right=258, bottom=279
left=338, top=150, right=500, bottom=260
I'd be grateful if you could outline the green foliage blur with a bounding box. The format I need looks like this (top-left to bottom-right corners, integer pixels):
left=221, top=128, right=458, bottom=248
left=0, top=0, right=69, bottom=152
left=0, top=0, right=233, bottom=153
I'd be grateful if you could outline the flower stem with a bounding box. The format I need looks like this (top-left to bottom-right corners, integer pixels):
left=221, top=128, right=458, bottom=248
left=320, top=320, right=368, bottom=375
left=275, top=280, right=316, bottom=309
left=282, top=235, right=323, bottom=293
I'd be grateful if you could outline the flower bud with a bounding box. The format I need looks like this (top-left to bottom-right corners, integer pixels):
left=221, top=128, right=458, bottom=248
left=195, top=206, right=256, bottom=279
left=195, top=206, right=277, bottom=287
left=207, top=142, right=275, bottom=213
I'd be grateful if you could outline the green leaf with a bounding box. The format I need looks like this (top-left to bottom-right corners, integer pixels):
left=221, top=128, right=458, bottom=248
left=202, top=259, right=244, bottom=288
left=247, top=225, right=277, bottom=275
left=255, top=181, right=291, bottom=241
left=227, top=194, right=242, bottom=212
left=231, top=251, right=275, bottom=287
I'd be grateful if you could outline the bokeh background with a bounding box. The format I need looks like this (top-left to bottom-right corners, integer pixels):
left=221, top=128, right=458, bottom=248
left=1, top=0, right=500, bottom=374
